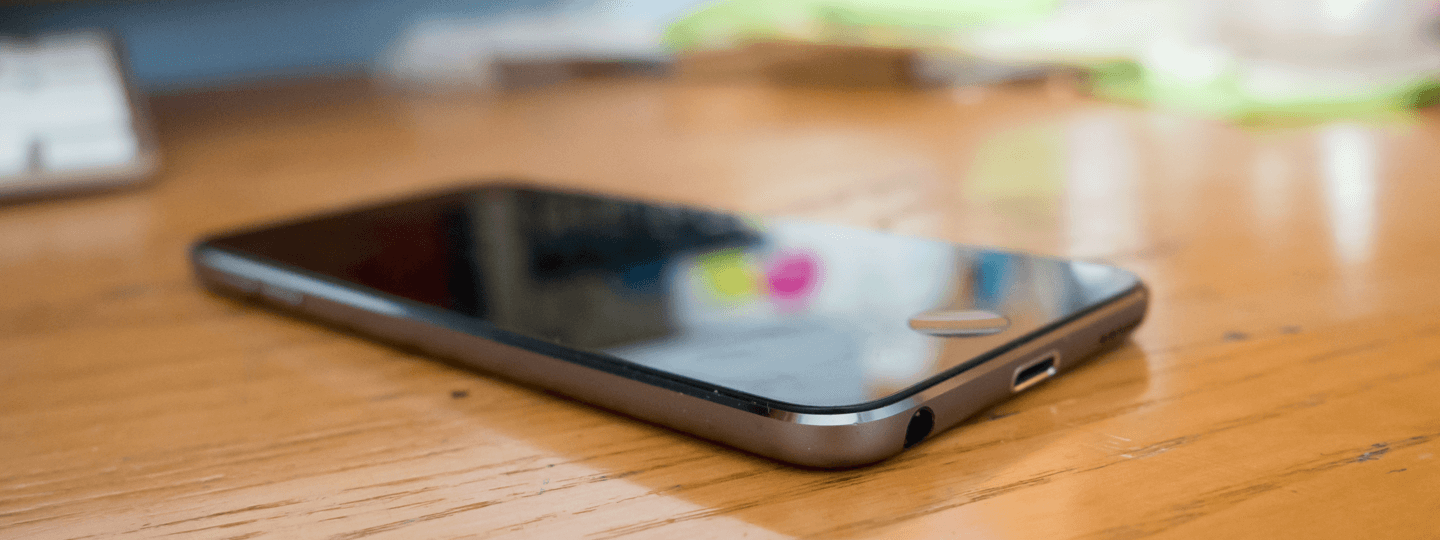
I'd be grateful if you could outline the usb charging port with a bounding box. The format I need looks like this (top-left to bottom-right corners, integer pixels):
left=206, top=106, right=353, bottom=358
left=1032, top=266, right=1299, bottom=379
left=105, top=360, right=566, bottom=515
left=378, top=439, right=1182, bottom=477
left=1012, top=353, right=1058, bottom=392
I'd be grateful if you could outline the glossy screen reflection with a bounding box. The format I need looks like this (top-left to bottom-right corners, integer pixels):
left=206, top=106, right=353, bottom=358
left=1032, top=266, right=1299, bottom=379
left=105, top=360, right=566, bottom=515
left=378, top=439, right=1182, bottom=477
left=212, top=186, right=1140, bottom=408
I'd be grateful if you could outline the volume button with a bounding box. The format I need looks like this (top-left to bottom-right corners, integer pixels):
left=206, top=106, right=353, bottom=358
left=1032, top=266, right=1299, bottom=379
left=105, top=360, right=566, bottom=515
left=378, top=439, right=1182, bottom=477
left=259, top=283, right=305, bottom=306
left=218, top=273, right=260, bottom=294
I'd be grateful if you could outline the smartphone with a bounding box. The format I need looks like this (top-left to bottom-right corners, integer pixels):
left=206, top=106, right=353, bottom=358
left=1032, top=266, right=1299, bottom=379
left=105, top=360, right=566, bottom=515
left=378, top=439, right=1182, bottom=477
left=191, top=183, right=1146, bottom=467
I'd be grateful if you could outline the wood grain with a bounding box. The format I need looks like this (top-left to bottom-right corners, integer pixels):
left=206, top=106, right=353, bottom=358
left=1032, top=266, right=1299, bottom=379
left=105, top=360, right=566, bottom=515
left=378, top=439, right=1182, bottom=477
left=4, top=77, right=1440, bottom=539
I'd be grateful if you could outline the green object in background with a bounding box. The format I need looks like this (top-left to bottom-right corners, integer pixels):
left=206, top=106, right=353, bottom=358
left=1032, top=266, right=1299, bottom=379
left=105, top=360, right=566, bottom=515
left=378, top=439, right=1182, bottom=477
left=663, top=0, right=1059, bottom=51
left=664, top=0, right=1440, bottom=122
left=1090, top=62, right=1440, bottom=124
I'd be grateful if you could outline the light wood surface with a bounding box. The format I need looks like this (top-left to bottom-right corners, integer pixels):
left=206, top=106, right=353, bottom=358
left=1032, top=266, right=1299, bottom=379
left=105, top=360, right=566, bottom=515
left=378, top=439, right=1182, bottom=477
left=5, top=77, right=1440, bottom=539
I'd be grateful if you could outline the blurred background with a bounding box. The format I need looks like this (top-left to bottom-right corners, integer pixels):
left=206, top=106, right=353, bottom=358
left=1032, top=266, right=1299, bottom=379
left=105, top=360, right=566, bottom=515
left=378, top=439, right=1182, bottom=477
left=4, top=0, right=1440, bottom=265
left=6, top=0, right=1437, bottom=103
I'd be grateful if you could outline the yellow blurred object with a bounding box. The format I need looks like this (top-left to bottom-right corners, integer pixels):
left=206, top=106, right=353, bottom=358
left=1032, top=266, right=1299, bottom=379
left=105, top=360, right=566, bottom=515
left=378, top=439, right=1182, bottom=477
left=696, top=248, right=762, bottom=301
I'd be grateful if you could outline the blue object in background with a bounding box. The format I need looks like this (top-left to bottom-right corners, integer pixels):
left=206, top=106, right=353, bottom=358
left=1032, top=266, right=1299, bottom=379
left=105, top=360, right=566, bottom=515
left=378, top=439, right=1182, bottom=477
left=0, top=0, right=556, bottom=91
left=974, top=251, right=1014, bottom=308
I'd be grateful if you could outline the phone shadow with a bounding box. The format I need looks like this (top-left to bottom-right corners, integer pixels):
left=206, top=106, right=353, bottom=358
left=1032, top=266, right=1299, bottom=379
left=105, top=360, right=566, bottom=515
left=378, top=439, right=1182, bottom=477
left=418, top=340, right=1153, bottom=538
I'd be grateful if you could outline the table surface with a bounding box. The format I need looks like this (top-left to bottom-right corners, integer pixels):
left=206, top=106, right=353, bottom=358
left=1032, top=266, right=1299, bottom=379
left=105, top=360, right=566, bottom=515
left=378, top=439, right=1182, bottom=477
left=4, top=78, right=1440, bottom=539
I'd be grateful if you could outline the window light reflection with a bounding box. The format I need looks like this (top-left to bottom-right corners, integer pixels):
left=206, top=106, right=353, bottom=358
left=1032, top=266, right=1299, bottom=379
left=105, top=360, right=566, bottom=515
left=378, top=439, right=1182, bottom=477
left=1064, top=115, right=1143, bottom=258
left=1318, top=123, right=1379, bottom=267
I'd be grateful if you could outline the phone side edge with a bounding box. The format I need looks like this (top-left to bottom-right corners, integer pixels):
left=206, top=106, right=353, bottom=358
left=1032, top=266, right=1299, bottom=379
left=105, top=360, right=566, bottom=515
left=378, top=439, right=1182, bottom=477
left=190, top=245, right=913, bottom=467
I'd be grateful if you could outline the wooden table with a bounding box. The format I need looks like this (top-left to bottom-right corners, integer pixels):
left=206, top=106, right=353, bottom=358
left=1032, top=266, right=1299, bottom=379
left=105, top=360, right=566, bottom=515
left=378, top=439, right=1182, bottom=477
left=4, top=77, right=1440, bottom=539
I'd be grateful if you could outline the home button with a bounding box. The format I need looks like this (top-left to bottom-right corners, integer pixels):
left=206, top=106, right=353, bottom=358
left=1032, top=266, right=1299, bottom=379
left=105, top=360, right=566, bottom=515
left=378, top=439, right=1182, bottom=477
left=908, top=310, right=1009, bottom=336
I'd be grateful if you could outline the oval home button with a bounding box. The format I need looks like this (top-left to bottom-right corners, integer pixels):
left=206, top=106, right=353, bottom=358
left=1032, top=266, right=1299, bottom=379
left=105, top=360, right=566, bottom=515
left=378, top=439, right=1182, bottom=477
left=908, top=310, right=1010, bottom=336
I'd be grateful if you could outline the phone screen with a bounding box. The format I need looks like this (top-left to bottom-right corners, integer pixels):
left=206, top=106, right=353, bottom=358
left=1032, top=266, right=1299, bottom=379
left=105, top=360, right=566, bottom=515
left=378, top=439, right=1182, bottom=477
left=209, top=186, right=1139, bottom=407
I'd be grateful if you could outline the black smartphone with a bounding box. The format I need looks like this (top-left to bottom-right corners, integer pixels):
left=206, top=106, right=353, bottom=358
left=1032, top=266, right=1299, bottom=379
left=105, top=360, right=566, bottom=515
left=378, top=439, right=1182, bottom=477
left=191, top=182, right=1146, bottom=467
